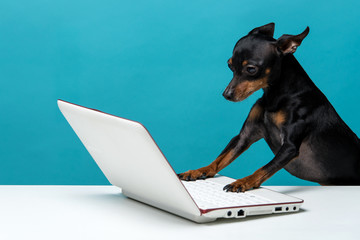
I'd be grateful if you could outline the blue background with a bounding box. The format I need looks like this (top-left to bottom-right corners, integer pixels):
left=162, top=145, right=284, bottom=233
left=1, top=0, right=359, bottom=185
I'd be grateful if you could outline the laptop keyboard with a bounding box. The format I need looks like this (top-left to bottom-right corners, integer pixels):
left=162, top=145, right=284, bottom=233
left=182, top=179, right=275, bottom=209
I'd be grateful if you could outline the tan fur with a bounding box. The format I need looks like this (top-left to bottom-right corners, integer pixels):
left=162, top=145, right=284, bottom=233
left=180, top=150, right=236, bottom=180
left=227, top=167, right=272, bottom=192
left=271, top=110, right=286, bottom=128
left=234, top=77, right=268, bottom=101
left=216, top=150, right=236, bottom=171
left=248, top=104, right=263, bottom=121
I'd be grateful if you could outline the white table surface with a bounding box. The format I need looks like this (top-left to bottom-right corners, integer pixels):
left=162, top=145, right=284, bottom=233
left=0, top=186, right=358, bottom=240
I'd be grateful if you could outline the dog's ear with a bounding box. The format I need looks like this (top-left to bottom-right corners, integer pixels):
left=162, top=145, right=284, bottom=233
left=248, top=23, right=275, bottom=37
left=276, top=27, right=309, bottom=54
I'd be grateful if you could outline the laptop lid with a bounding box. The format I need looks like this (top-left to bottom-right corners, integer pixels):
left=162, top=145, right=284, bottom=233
left=58, top=100, right=201, bottom=218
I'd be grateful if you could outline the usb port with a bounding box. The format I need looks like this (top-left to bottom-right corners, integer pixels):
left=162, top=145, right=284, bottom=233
left=275, top=207, right=282, bottom=212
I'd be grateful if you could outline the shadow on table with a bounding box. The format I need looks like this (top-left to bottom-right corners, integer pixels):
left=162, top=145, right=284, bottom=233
left=278, top=186, right=317, bottom=195
left=83, top=190, right=196, bottom=226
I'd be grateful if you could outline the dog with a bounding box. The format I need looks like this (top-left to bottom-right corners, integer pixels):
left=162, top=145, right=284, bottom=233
left=178, top=23, right=360, bottom=192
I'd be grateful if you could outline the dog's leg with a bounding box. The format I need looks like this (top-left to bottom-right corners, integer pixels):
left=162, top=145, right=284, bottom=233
left=223, top=122, right=305, bottom=192
left=178, top=103, right=264, bottom=181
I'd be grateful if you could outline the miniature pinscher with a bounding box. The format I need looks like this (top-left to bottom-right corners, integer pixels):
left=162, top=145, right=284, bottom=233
left=178, top=23, right=360, bottom=192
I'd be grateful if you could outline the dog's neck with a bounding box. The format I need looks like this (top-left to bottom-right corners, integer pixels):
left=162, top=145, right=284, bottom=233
left=261, top=54, right=317, bottom=110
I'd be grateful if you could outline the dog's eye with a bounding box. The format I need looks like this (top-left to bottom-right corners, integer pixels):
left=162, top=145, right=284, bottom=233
left=246, top=66, right=258, bottom=75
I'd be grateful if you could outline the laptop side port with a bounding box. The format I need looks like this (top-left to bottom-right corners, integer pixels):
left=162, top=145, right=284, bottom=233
left=275, top=207, right=282, bottom=212
left=237, top=209, right=245, bottom=217
left=227, top=211, right=232, bottom=217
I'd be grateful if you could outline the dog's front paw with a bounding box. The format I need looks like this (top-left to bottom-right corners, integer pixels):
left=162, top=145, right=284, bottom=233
left=223, top=177, right=261, bottom=193
left=178, top=166, right=217, bottom=181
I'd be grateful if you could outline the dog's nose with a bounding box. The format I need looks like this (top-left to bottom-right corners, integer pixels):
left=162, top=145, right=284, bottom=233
left=223, top=88, right=234, bottom=100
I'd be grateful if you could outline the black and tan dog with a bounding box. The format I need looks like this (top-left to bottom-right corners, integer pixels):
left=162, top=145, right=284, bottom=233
left=178, top=23, right=360, bottom=192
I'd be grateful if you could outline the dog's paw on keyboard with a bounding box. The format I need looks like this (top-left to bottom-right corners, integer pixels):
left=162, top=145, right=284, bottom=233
left=223, top=178, right=260, bottom=193
left=178, top=166, right=217, bottom=181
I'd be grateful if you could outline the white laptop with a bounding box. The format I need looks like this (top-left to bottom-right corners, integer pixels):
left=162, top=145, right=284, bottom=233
left=58, top=99, right=303, bottom=223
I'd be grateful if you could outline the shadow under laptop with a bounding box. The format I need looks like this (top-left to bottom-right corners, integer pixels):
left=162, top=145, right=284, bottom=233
left=81, top=189, right=197, bottom=226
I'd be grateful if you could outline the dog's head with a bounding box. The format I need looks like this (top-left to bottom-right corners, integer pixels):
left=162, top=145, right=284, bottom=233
left=223, top=23, right=309, bottom=102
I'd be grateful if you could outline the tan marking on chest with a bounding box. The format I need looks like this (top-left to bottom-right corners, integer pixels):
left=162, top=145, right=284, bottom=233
left=271, top=110, right=286, bottom=128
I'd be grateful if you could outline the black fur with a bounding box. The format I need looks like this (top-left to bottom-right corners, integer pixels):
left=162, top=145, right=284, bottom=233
left=178, top=23, right=360, bottom=191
